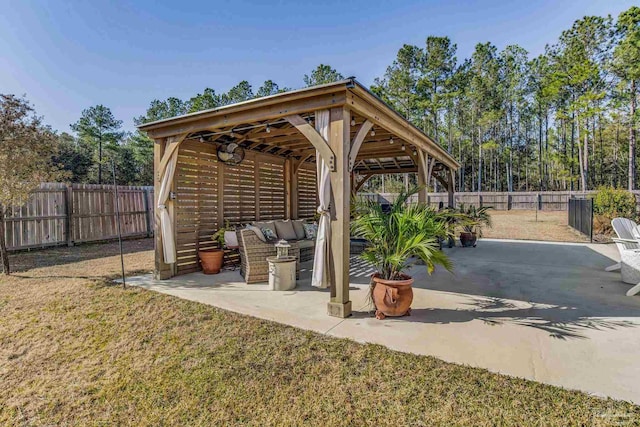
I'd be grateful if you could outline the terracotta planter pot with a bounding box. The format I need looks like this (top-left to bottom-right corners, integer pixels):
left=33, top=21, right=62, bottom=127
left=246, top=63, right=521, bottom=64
left=459, top=231, right=477, bottom=247
left=371, top=273, right=414, bottom=320
left=199, top=249, right=224, bottom=274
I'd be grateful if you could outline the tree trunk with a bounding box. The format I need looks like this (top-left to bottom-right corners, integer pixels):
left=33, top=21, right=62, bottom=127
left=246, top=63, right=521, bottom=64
left=0, top=206, right=10, bottom=275
left=477, top=128, right=482, bottom=192
left=538, top=106, right=543, bottom=191
left=630, top=79, right=637, bottom=191
left=98, top=136, right=103, bottom=185
left=583, top=117, right=589, bottom=191
left=570, top=111, right=575, bottom=191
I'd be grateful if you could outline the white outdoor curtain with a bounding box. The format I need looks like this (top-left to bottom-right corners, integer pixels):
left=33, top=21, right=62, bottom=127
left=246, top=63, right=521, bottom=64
left=312, top=110, right=331, bottom=289
left=157, top=149, right=178, bottom=264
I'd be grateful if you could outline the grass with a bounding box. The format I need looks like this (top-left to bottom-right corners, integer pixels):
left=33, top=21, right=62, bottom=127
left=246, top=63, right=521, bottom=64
left=1, top=240, right=638, bottom=426
left=481, top=210, right=589, bottom=243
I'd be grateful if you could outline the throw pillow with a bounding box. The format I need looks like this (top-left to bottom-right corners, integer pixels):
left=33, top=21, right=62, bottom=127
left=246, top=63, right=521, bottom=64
left=261, top=226, right=278, bottom=242
left=245, top=224, right=266, bottom=243
left=274, top=220, right=298, bottom=241
left=254, top=221, right=277, bottom=238
left=292, top=220, right=306, bottom=240
left=303, top=223, right=318, bottom=240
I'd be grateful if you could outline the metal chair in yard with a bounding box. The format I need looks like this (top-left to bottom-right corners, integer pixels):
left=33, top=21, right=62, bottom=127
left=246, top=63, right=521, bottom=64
left=607, top=218, right=640, bottom=296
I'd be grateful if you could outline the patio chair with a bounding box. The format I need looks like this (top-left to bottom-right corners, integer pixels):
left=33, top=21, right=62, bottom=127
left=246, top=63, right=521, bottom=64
left=237, top=229, right=301, bottom=284
left=608, top=218, right=640, bottom=296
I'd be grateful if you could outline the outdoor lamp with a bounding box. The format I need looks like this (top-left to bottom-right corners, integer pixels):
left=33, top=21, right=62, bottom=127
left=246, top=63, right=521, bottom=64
left=275, top=240, right=291, bottom=259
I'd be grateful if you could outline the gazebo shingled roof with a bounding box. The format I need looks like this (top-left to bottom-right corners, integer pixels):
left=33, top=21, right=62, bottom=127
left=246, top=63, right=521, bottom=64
left=140, top=78, right=458, bottom=318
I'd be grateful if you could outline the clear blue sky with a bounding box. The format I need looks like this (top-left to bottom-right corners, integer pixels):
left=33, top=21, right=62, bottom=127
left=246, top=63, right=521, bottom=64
left=1, top=0, right=636, bottom=133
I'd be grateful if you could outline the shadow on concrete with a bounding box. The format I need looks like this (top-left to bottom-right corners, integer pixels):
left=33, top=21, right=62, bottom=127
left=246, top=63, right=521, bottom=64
left=408, top=296, right=637, bottom=340
left=352, top=240, right=640, bottom=339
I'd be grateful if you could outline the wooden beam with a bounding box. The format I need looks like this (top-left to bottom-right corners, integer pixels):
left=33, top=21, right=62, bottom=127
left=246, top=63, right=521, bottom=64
left=145, top=92, right=346, bottom=139
left=447, top=168, right=455, bottom=208
left=353, top=167, right=418, bottom=175
left=417, top=150, right=427, bottom=203
left=354, top=172, right=374, bottom=192
left=327, top=106, right=351, bottom=318
left=293, top=153, right=314, bottom=174
left=433, top=172, right=448, bottom=189
left=285, top=114, right=336, bottom=171
left=348, top=119, right=373, bottom=171
left=347, top=91, right=459, bottom=170
left=427, top=157, right=436, bottom=190
left=154, top=138, right=172, bottom=280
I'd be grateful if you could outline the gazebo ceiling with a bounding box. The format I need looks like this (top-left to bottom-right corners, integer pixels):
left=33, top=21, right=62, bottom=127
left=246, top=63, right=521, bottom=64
left=139, top=78, right=459, bottom=174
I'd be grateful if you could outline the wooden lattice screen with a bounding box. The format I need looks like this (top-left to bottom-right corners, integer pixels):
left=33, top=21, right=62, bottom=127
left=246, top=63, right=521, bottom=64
left=223, top=157, right=257, bottom=224
left=175, top=140, right=220, bottom=274
left=257, top=156, right=286, bottom=221
left=297, top=164, right=317, bottom=219
left=173, top=145, right=315, bottom=274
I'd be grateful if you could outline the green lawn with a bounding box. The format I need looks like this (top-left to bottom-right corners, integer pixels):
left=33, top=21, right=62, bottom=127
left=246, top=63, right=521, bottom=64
left=0, top=240, right=638, bottom=426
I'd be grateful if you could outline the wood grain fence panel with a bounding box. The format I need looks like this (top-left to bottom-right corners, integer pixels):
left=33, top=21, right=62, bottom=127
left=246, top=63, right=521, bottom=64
left=3, top=183, right=68, bottom=250
left=4, top=183, right=152, bottom=251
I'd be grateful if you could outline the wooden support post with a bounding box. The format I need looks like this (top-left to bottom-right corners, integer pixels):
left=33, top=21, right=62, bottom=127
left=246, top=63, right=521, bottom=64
left=327, top=106, right=352, bottom=318
left=417, top=151, right=427, bottom=203
left=154, top=138, right=172, bottom=280
left=217, top=161, right=225, bottom=227
left=291, top=161, right=299, bottom=220
left=447, top=168, right=455, bottom=208
left=254, top=156, right=261, bottom=221
left=143, top=187, right=152, bottom=238
left=285, top=157, right=299, bottom=219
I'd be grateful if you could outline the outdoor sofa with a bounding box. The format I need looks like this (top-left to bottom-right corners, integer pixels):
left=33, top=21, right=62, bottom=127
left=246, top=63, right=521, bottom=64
left=237, top=219, right=316, bottom=284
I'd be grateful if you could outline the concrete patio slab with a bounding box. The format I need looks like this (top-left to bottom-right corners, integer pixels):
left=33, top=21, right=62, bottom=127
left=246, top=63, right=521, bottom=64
left=127, top=240, right=640, bottom=404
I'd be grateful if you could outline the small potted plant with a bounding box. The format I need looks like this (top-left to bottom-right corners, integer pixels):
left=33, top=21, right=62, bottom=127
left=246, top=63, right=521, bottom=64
left=352, top=187, right=452, bottom=320
left=457, top=204, right=492, bottom=247
left=198, top=225, right=229, bottom=274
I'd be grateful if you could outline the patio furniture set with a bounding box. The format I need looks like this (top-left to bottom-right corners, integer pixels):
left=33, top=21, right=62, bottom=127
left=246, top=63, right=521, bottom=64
left=606, top=217, right=640, bottom=296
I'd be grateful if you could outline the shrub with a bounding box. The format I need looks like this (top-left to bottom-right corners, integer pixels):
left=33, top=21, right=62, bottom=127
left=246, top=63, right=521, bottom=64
left=592, top=187, right=637, bottom=219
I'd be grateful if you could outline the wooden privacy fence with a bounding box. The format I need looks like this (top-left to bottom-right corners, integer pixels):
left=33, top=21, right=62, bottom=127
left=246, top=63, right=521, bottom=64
left=363, top=191, right=640, bottom=211
left=3, top=183, right=154, bottom=251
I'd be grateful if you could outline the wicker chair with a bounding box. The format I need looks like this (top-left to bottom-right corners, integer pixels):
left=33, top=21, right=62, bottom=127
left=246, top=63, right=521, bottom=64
left=237, top=229, right=301, bottom=284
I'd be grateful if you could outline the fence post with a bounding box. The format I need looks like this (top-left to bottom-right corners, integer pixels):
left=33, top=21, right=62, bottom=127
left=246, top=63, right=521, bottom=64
left=143, top=188, right=152, bottom=238
left=507, top=194, right=512, bottom=210
left=65, top=185, right=74, bottom=246
left=479, top=194, right=483, bottom=208
left=537, top=193, right=542, bottom=211
left=589, top=198, right=594, bottom=243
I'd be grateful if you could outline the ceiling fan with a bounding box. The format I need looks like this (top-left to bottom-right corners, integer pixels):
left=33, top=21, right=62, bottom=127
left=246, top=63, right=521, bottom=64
left=217, top=142, right=245, bottom=165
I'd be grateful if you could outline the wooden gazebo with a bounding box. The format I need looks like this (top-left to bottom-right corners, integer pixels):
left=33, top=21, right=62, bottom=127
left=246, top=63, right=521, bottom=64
left=139, top=78, right=459, bottom=318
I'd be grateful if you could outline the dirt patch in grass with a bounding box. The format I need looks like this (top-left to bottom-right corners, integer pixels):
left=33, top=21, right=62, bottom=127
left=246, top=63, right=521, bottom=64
left=1, top=240, right=638, bottom=426
left=481, top=210, right=590, bottom=243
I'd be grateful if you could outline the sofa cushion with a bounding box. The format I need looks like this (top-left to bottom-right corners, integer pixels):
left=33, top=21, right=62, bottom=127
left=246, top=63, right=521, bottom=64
left=245, top=224, right=266, bottom=242
left=292, top=220, right=306, bottom=240
left=274, top=220, right=297, bottom=241
left=298, top=239, right=315, bottom=249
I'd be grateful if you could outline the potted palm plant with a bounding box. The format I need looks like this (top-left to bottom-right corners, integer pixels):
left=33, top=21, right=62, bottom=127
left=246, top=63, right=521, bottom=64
left=457, top=204, right=492, bottom=247
left=351, top=187, right=453, bottom=320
